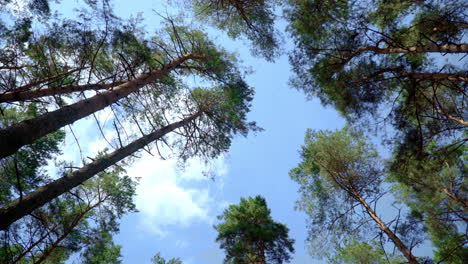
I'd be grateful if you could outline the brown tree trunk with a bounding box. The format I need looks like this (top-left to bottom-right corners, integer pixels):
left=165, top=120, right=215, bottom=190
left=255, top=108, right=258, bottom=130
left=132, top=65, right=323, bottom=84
left=259, top=241, right=266, bottom=264
left=352, top=68, right=468, bottom=84
left=0, top=80, right=126, bottom=103
left=370, top=43, right=468, bottom=54
left=353, top=193, right=419, bottom=264
left=401, top=72, right=468, bottom=82
left=0, top=53, right=200, bottom=159
left=341, top=43, right=468, bottom=65
left=0, top=111, right=202, bottom=230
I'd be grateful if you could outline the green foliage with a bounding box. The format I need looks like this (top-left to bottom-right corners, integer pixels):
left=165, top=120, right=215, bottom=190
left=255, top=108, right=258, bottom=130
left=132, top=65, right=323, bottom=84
left=214, top=195, right=294, bottom=264
left=0, top=166, right=137, bottom=263
left=151, top=253, right=183, bottom=264
left=81, top=230, right=123, bottom=264
left=0, top=1, right=262, bottom=264
left=285, top=0, right=352, bottom=47
left=190, top=0, right=281, bottom=60
left=285, top=0, right=466, bottom=142
left=291, top=128, right=381, bottom=199
left=330, top=240, right=405, bottom=264
left=285, top=1, right=467, bottom=260
left=289, top=128, right=382, bottom=257
left=0, top=105, right=65, bottom=204
left=388, top=136, right=467, bottom=263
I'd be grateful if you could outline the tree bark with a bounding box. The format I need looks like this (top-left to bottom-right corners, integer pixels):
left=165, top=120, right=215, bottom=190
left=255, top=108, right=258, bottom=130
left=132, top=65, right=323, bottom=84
left=353, top=193, right=419, bottom=264
left=401, top=72, right=468, bottom=82
left=340, top=43, right=468, bottom=66
left=0, top=80, right=126, bottom=103
left=436, top=110, right=468, bottom=127
left=0, top=111, right=202, bottom=230
left=369, top=43, right=468, bottom=54
left=259, top=240, right=266, bottom=264
left=351, top=69, right=468, bottom=84
left=0, top=53, right=200, bottom=159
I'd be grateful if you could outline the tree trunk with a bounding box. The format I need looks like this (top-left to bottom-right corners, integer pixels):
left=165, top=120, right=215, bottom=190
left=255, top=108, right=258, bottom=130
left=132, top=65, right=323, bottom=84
left=340, top=43, right=468, bottom=66
left=0, top=80, right=126, bottom=103
left=259, top=241, right=266, bottom=264
left=401, top=72, right=468, bottom=82
left=0, top=111, right=202, bottom=230
left=352, top=68, right=468, bottom=84
left=353, top=193, right=419, bottom=264
left=370, top=43, right=468, bottom=54
left=0, top=53, right=200, bottom=159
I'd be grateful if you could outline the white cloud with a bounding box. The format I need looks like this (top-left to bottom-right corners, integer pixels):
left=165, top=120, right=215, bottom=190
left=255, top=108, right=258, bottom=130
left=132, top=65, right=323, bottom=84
left=128, top=152, right=228, bottom=236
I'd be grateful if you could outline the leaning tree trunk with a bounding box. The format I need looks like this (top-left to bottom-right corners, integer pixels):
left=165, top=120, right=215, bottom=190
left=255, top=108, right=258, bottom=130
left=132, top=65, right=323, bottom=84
left=353, top=192, right=419, bottom=264
left=0, top=80, right=127, bottom=103
left=0, top=110, right=202, bottom=230
left=0, top=53, right=201, bottom=159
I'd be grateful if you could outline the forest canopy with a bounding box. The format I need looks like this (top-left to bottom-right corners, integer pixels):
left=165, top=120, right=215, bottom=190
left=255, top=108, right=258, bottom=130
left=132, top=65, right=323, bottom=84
left=0, top=0, right=466, bottom=263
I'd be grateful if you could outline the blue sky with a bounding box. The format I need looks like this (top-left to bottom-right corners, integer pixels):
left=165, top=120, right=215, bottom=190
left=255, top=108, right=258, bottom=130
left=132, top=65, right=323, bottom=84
left=19, top=0, right=439, bottom=263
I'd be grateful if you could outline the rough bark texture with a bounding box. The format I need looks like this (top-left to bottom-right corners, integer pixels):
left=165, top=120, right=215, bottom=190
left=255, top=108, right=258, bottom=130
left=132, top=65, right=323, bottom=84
left=0, top=111, right=202, bottom=230
left=0, top=80, right=126, bottom=103
left=0, top=53, right=199, bottom=159
left=353, top=193, right=419, bottom=264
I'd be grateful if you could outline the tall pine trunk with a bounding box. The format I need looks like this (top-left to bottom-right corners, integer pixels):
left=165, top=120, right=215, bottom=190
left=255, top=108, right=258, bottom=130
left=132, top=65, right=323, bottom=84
left=0, top=80, right=126, bottom=103
left=369, top=43, right=468, bottom=54
left=0, top=111, right=202, bottom=230
left=341, top=43, right=468, bottom=65
left=353, top=192, right=419, bottom=264
left=401, top=72, right=468, bottom=82
left=0, top=53, right=199, bottom=159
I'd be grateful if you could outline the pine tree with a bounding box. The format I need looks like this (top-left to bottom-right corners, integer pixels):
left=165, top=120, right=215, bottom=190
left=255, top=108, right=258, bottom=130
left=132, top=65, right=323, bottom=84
left=214, top=196, right=295, bottom=264
left=290, top=128, right=421, bottom=263
left=1, top=5, right=258, bottom=230
left=1, top=166, right=136, bottom=264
